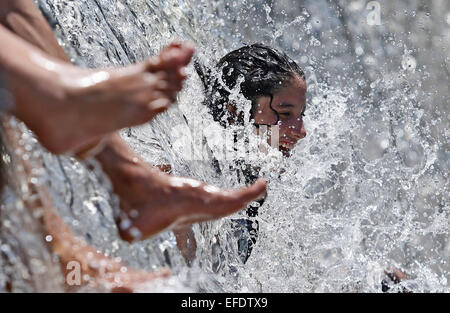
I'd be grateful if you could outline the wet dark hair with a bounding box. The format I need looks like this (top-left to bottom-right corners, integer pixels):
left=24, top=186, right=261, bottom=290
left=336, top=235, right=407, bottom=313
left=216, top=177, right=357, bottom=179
left=195, top=43, right=305, bottom=127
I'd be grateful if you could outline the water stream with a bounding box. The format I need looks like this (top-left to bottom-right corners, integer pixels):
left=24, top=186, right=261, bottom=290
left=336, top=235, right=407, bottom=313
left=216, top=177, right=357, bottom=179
left=0, top=0, right=448, bottom=292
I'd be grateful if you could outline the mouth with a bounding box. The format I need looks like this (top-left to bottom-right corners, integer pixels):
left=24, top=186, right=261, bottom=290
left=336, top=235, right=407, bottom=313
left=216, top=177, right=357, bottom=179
left=279, top=140, right=296, bottom=150
left=279, top=142, right=294, bottom=150
left=279, top=140, right=296, bottom=156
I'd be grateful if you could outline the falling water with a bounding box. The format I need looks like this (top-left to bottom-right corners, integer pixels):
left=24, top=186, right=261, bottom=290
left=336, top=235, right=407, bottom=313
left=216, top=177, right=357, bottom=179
left=0, top=0, right=448, bottom=292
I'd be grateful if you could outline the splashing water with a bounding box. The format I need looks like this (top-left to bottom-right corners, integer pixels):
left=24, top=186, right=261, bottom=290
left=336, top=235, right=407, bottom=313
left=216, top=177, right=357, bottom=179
left=0, top=0, right=449, bottom=292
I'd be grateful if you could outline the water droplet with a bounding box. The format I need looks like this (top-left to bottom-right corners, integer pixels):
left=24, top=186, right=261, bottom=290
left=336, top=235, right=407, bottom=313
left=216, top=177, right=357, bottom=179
left=355, top=46, right=364, bottom=56
left=402, top=55, right=417, bottom=71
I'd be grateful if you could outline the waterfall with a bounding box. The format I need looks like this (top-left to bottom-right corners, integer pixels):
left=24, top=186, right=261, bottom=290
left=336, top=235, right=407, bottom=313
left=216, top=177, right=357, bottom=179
left=0, top=0, right=448, bottom=292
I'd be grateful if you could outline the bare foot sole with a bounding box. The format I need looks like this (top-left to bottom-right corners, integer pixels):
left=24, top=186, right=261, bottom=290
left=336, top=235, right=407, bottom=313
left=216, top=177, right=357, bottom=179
left=114, top=164, right=267, bottom=242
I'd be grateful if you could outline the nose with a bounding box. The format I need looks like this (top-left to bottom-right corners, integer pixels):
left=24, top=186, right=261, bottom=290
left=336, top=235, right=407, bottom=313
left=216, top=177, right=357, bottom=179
left=290, top=119, right=306, bottom=140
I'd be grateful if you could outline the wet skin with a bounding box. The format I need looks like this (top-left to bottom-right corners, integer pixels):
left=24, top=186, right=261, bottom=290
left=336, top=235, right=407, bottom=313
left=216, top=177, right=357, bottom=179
left=0, top=27, right=194, bottom=154
left=251, top=75, right=307, bottom=157
left=1, top=119, right=170, bottom=293
left=175, top=76, right=308, bottom=264
left=0, top=0, right=266, bottom=236
left=0, top=0, right=268, bottom=290
left=97, top=133, right=267, bottom=241
left=2, top=0, right=406, bottom=291
left=0, top=0, right=192, bottom=156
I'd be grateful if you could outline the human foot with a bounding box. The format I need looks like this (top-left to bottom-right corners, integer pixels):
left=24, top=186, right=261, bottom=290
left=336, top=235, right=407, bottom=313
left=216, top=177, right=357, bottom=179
left=118, top=168, right=267, bottom=242
left=96, top=134, right=267, bottom=242
left=1, top=117, right=170, bottom=293
left=6, top=37, right=194, bottom=154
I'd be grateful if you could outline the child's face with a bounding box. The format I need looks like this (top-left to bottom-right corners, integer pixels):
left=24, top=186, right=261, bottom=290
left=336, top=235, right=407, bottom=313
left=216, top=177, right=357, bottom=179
left=251, top=75, right=307, bottom=157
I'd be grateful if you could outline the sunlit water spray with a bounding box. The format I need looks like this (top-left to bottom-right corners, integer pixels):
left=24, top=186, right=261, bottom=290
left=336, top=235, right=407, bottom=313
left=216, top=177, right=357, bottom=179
left=0, top=0, right=448, bottom=292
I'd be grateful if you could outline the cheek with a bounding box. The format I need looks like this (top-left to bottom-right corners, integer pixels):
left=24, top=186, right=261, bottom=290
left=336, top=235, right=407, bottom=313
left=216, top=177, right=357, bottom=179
left=252, top=106, right=279, bottom=125
left=278, top=120, right=306, bottom=140
left=281, top=117, right=304, bottom=132
left=277, top=125, right=290, bottom=139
